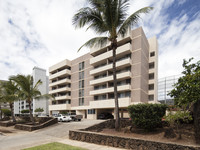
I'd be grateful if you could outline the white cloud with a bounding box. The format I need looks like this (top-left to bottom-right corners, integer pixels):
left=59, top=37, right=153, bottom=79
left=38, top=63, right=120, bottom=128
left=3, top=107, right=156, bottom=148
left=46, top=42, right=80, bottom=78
left=0, top=0, right=199, bottom=80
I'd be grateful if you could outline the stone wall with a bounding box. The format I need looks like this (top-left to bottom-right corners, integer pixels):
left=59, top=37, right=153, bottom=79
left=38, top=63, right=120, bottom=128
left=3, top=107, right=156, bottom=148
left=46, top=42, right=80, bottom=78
left=69, top=130, right=200, bottom=150
left=0, top=121, right=15, bottom=127
left=15, top=118, right=57, bottom=131
left=83, top=119, right=132, bottom=132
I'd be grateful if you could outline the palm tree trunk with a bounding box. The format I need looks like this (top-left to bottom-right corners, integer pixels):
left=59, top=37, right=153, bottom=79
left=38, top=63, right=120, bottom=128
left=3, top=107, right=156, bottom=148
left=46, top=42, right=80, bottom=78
left=9, top=103, right=16, bottom=122
left=112, top=40, right=120, bottom=131
left=28, top=100, right=35, bottom=125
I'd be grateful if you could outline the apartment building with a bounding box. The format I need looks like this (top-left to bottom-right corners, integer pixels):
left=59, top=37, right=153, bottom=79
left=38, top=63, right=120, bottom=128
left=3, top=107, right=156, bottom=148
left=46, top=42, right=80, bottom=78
left=14, top=67, right=49, bottom=116
left=49, top=27, right=158, bottom=119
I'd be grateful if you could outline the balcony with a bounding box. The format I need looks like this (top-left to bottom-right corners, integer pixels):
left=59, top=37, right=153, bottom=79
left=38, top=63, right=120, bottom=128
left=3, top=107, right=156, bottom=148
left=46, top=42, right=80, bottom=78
left=90, top=71, right=131, bottom=86
left=49, top=78, right=71, bottom=87
left=49, top=87, right=71, bottom=94
left=49, top=69, right=71, bottom=80
left=90, top=84, right=131, bottom=95
left=90, top=57, right=131, bottom=75
left=89, top=97, right=131, bottom=109
left=55, top=95, right=71, bottom=100
left=90, top=43, right=131, bottom=65
left=49, top=104, right=71, bottom=111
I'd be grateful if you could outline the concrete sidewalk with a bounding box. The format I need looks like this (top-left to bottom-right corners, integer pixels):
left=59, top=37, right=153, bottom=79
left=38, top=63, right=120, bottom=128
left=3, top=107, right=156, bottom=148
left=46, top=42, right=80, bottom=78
left=59, top=139, right=124, bottom=150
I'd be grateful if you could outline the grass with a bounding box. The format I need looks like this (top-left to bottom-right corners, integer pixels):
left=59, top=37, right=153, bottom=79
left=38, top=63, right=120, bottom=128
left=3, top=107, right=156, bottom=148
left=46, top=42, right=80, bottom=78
left=23, top=142, right=88, bottom=150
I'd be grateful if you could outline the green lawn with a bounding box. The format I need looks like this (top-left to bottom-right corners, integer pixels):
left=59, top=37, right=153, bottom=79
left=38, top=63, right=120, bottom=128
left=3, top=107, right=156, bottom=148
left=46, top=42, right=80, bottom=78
left=23, top=142, right=88, bottom=150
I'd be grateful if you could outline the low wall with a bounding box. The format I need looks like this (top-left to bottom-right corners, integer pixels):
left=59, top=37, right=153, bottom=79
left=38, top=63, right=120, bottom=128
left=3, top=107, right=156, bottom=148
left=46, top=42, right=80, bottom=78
left=0, top=121, right=15, bottom=127
left=69, top=130, right=200, bottom=150
left=15, top=118, right=57, bottom=131
left=83, top=119, right=132, bottom=132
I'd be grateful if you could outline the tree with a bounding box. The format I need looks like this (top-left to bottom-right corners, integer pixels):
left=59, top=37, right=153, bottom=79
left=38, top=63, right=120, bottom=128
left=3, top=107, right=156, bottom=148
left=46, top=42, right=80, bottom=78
left=0, top=80, right=19, bottom=122
left=72, top=0, right=153, bottom=130
left=168, top=58, right=200, bottom=143
left=10, top=75, right=43, bottom=125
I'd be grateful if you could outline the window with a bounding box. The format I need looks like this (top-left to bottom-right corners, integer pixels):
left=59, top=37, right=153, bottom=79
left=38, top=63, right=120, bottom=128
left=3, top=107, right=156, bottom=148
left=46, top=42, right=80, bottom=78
left=149, top=73, right=154, bottom=80
left=149, top=84, right=154, bottom=90
left=79, top=62, right=85, bottom=71
left=149, top=62, right=155, bottom=69
left=79, top=89, right=84, bottom=97
left=149, top=95, right=154, bottom=101
left=79, top=80, right=84, bottom=88
left=79, top=71, right=84, bottom=79
left=88, top=109, right=95, bottom=114
left=150, top=51, right=155, bottom=57
left=79, top=98, right=84, bottom=106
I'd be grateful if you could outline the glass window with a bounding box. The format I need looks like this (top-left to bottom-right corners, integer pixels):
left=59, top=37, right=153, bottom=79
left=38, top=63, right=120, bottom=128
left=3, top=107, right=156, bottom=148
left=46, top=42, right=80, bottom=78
left=79, top=98, right=84, bottom=106
left=79, top=62, right=85, bottom=71
left=149, top=73, right=154, bottom=80
left=149, top=95, right=154, bottom=101
left=82, top=80, right=84, bottom=88
left=149, top=62, right=155, bottom=69
left=150, top=51, right=155, bottom=57
left=88, top=109, right=95, bottom=114
left=149, top=84, right=154, bottom=90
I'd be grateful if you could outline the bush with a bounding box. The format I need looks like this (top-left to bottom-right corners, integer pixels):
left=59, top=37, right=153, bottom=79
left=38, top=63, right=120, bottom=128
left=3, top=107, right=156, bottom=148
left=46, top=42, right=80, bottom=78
left=2, top=109, right=11, bottom=116
left=21, top=109, right=29, bottom=114
left=128, top=104, right=167, bottom=131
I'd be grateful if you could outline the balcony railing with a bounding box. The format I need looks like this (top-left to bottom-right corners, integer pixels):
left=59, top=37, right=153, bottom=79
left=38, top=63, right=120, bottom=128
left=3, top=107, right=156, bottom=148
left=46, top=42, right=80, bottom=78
left=90, top=71, right=131, bottom=86
left=90, top=57, right=131, bottom=75
left=49, top=69, right=71, bottom=80
left=90, top=84, right=131, bottom=95
left=90, top=43, right=131, bottom=65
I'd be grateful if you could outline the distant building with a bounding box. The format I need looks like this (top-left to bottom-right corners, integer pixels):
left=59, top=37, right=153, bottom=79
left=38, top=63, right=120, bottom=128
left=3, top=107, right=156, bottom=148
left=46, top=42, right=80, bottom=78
left=158, top=75, right=182, bottom=105
left=14, top=67, right=49, bottom=116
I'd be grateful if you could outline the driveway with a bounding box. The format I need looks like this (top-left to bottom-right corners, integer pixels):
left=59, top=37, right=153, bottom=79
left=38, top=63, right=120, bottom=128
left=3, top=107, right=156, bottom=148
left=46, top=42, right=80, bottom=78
left=0, top=119, right=104, bottom=150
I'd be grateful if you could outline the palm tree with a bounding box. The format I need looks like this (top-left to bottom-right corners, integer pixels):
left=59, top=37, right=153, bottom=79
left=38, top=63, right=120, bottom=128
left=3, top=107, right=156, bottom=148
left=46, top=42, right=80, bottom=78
left=0, top=80, right=19, bottom=122
left=10, top=75, right=43, bottom=125
left=72, top=0, right=153, bottom=130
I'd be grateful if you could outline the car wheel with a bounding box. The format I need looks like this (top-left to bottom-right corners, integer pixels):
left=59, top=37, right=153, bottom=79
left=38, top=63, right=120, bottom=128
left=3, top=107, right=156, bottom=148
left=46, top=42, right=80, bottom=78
left=60, top=119, right=63, bottom=122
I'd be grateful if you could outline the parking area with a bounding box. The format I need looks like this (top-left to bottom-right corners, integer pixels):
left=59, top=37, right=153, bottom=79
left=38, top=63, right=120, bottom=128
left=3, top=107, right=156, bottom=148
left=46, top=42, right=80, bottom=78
left=0, top=119, right=104, bottom=150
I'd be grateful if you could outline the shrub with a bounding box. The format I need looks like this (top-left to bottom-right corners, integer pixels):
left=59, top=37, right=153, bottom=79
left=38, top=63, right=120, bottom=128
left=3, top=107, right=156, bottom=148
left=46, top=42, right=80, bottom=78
left=128, top=103, right=167, bottom=131
left=2, top=109, right=11, bottom=116
left=21, top=109, right=29, bottom=114
left=34, top=108, right=44, bottom=113
left=164, top=110, right=192, bottom=139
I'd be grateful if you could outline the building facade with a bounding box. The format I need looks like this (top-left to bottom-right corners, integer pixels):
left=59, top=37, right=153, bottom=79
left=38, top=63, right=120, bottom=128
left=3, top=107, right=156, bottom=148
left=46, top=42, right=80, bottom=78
left=14, top=67, right=49, bottom=116
left=49, top=27, right=158, bottom=119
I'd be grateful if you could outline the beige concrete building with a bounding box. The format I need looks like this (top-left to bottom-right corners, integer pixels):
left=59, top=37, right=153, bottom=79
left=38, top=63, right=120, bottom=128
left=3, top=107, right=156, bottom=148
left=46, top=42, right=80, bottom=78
left=49, top=27, right=158, bottom=119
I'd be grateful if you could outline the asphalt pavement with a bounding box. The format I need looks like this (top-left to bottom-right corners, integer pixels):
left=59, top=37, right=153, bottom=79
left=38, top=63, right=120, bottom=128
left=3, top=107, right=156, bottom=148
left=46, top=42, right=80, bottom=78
left=0, top=119, right=123, bottom=150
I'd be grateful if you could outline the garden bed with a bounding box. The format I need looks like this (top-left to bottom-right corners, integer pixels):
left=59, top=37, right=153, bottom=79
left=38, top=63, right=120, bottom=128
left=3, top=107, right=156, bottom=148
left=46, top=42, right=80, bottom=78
left=69, top=119, right=200, bottom=150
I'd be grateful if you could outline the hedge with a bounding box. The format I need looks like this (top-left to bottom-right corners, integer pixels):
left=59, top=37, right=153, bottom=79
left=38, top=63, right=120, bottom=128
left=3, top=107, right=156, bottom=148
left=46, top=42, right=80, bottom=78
left=128, top=103, right=167, bottom=131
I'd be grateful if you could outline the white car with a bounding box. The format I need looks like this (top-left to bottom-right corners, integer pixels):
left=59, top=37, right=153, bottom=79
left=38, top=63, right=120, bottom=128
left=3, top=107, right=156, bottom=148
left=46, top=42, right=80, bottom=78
left=56, top=114, right=72, bottom=122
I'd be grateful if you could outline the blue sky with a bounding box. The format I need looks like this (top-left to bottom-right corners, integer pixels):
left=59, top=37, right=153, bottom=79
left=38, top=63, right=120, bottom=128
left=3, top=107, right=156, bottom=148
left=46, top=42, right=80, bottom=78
left=0, top=0, right=200, bottom=80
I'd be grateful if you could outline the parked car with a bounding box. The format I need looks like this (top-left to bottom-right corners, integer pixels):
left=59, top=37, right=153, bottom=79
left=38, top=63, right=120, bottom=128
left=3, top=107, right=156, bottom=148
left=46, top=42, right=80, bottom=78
left=98, top=112, right=114, bottom=119
left=68, top=113, right=83, bottom=121
left=56, top=114, right=72, bottom=122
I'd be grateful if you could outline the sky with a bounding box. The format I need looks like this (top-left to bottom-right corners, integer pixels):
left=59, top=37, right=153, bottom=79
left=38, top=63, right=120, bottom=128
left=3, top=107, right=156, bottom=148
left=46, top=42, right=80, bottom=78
left=0, top=0, right=200, bottom=80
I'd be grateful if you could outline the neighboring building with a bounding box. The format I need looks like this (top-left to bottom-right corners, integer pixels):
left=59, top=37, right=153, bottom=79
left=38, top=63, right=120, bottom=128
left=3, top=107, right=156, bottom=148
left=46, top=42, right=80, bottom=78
left=158, top=74, right=182, bottom=105
left=49, top=27, right=158, bottom=119
left=14, top=67, right=49, bottom=116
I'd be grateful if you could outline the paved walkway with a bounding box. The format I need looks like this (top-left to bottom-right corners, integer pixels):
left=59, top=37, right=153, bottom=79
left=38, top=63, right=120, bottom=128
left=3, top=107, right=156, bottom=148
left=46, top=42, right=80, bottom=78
left=0, top=120, right=123, bottom=150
